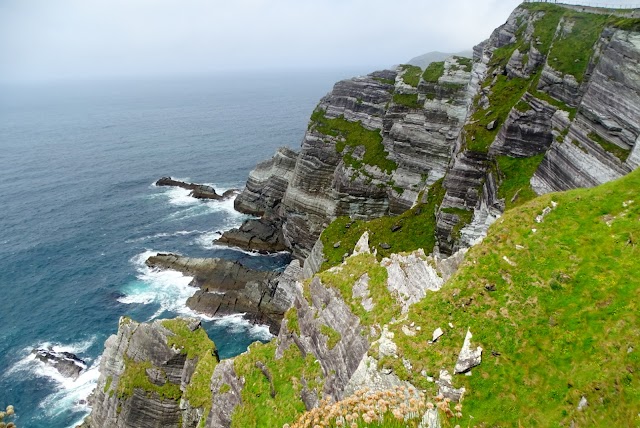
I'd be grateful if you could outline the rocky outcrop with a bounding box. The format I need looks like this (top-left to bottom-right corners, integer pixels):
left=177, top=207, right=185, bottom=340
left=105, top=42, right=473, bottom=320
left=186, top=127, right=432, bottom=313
left=532, top=29, right=640, bottom=193
left=146, top=254, right=298, bottom=333
left=33, top=348, right=86, bottom=380
left=233, top=147, right=298, bottom=216
left=217, top=217, right=288, bottom=253
left=87, top=317, right=214, bottom=428
left=155, top=177, right=237, bottom=200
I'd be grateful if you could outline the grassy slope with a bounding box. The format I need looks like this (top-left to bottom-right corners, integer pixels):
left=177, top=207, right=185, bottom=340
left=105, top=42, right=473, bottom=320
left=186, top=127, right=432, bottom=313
left=387, top=169, right=640, bottom=427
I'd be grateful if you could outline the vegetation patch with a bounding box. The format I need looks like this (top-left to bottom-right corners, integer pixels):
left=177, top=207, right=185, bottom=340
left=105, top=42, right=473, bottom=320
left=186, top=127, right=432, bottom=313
left=373, top=76, right=396, bottom=86
left=454, top=56, right=473, bottom=72
left=117, top=356, right=182, bottom=400
left=399, top=64, right=423, bottom=87
left=320, top=179, right=445, bottom=269
left=496, top=154, right=545, bottom=209
left=232, top=342, right=323, bottom=428
left=162, top=319, right=218, bottom=409
left=320, top=324, right=342, bottom=349
left=465, top=76, right=529, bottom=152
left=318, top=253, right=400, bottom=327
left=548, top=13, right=607, bottom=83
left=588, top=132, right=630, bottom=162
left=422, top=61, right=445, bottom=83
left=310, top=109, right=397, bottom=174
left=392, top=93, right=422, bottom=109
left=104, top=375, right=113, bottom=393
left=285, top=307, right=300, bottom=335
left=387, top=168, right=640, bottom=427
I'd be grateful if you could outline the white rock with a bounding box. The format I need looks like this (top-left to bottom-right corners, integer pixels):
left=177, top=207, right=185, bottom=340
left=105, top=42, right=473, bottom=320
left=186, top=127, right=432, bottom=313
left=352, top=231, right=370, bottom=255
left=578, top=396, right=588, bottom=411
left=432, top=327, right=444, bottom=343
left=454, top=329, right=483, bottom=374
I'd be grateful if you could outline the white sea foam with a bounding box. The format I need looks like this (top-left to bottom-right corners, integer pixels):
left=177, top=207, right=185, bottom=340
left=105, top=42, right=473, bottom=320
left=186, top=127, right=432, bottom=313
left=212, top=313, right=273, bottom=341
left=5, top=338, right=100, bottom=425
left=118, top=251, right=215, bottom=321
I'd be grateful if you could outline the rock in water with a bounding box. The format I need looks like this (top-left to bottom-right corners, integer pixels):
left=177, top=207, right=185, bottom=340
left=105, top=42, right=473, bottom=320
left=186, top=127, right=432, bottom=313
left=155, top=176, right=237, bottom=200
left=33, top=348, right=86, bottom=380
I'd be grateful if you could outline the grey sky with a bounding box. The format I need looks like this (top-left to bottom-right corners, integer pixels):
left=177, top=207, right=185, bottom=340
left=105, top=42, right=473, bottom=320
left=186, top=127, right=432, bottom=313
left=0, top=0, right=638, bottom=82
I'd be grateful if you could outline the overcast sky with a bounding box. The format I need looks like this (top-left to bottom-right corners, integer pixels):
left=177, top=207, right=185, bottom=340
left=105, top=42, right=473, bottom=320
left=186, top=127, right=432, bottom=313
left=1, top=0, right=638, bottom=82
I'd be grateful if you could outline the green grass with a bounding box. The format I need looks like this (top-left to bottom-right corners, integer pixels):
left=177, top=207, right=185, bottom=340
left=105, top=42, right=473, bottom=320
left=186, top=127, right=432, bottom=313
left=422, top=61, right=445, bottom=83
left=399, top=64, right=423, bottom=87
left=104, top=375, right=113, bottom=393
left=232, top=341, right=323, bottom=428
left=496, top=154, right=545, bottom=209
left=285, top=307, right=300, bottom=335
left=530, top=88, right=577, bottom=119
left=310, top=109, right=397, bottom=174
left=117, top=356, right=182, bottom=400
left=386, top=168, right=640, bottom=427
left=453, top=56, right=473, bottom=72
left=161, top=319, right=218, bottom=409
left=465, top=76, right=530, bottom=152
left=319, top=179, right=445, bottom=269
left=588, top=132, right=630, bottom=162
left=320, top=324, right=342, bottom=349
left=548, top=13, right=608, bottom=83
left=318, top=253, right=401, bottom=327
left=392, top=93, right=422, bottom=109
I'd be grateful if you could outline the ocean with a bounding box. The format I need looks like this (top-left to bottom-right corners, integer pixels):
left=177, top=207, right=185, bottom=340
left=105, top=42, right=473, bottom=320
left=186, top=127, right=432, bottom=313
left=0, top=69, right=365, bottom=428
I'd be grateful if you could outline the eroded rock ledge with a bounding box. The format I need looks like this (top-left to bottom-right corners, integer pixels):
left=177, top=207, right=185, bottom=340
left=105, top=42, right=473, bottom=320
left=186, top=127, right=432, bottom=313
left=155, top=177, right=238, bottom=200
left=146, top=253, right=301, bottom=333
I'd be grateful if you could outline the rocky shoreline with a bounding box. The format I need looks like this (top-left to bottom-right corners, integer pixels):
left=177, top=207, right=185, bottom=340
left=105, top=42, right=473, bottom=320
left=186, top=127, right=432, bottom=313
left=155, top=176, right=238, bottom=200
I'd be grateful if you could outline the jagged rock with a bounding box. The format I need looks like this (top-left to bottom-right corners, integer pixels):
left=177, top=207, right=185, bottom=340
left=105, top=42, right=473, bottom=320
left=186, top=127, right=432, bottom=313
left=419, top=409, right=441, bottom=428
left=486, top=120, right=497, bottom=130
left=382, top=249, right=444, bottom=313
left=87, top=317, right=209, bottom=428
left=32, top=348, right=86, bottom=380
left=431, top=327, right=444, bottom=343
left=436, top=369, right=465, bottom=402
left=578, top=396, right=588, bottom=411
left=233, top=147, right=298, bottom=216
left=146, top=253, right=299, bottom=333
left=343, top=355, right=413, bottom=397
left=353, top=231, right=371, bottom=255
left=217, top=217, right=288, bottom=253
left=207, top=360, right=244, bottom=428
left=352, top=273, right=374, bottom=312
left=155, top=177, right=237, bottom=201
left=454, top=329, right=483, bottom=374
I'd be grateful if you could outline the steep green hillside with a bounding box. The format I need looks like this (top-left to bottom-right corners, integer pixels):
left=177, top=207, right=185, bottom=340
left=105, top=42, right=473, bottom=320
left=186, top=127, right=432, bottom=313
left=386, top=168, right=640, bottom=427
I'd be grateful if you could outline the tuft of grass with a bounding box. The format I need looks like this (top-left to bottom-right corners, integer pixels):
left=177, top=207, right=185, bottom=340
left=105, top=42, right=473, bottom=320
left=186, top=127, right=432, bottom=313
left=104, top=375, right=113, bottom=393
left=422, top=61, right=446, bottom=83
left=285, top=307, right=300, bottom=335
left=392, top=93, right=422, bottom=109
left=454, top=56, right=473, bottom=72
left=387, top=168, right=640, bottom=427
left=310, top=109, right=397, bottom=174
left=320, top=325, right=342, bottom=349
left=399, top=64, right=423, bottom=87
left=319, top=179, right=445, bottom=269
left=496, top=154, right=545, bottom=209
left=588, top=132, right=630, bottom=162
left=373, top=76, right=396, bottom=86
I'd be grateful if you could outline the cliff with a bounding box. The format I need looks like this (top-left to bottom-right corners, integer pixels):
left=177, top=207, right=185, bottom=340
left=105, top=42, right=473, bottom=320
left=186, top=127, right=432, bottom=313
left=86, top=3, right=640, bottom=428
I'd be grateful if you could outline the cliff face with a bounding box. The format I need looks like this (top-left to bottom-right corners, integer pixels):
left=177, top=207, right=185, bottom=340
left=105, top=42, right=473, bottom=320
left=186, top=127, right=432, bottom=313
left=86, top=318, right=216, bottom=428
left=86, top=4, right=640, bottom=428
left=227, top=3, right=639, bottom=261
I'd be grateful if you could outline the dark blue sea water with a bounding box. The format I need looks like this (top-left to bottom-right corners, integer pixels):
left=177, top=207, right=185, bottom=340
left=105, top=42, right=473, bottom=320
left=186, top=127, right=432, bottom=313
left=0, top=69, right=362, bottom=428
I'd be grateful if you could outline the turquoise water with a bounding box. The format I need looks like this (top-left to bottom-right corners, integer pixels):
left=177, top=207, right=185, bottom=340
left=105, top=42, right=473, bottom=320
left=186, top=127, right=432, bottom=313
left=0, top=70, right=358, bottom=427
